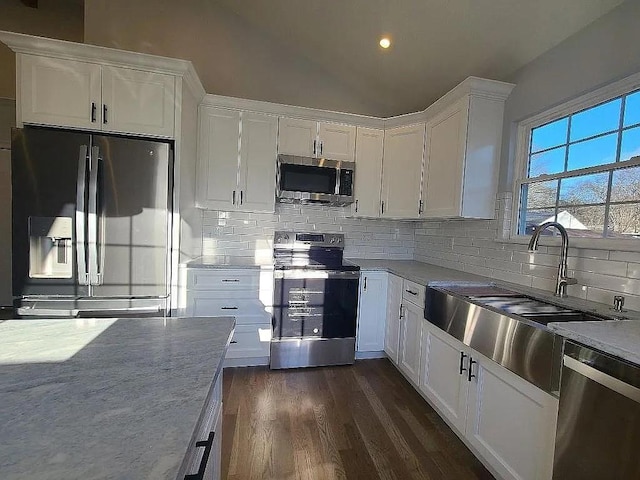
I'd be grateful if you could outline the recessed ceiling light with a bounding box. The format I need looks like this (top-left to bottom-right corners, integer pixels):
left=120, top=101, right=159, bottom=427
left=379, top=37, right=391, bottom=49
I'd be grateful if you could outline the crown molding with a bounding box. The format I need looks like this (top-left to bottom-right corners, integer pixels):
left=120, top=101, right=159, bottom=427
left=200, top=93, right=385, bottom=128
left=0, top=30, right=205, bottom=99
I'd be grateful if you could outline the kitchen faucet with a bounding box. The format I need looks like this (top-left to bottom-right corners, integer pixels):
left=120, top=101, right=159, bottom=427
left=528, top=221, right=577, bottom=298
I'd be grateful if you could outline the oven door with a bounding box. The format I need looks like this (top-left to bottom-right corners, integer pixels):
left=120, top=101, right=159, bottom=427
left=272, top=270, right=359, bottom=340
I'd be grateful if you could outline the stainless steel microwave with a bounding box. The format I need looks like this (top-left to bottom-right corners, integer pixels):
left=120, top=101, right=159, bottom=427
left=276, top=155, right=355, bottom=206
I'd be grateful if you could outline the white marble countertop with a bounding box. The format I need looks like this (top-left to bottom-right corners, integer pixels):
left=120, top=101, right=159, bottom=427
left=547, top=320, right=640, bottom=364
left=0, top=316, right=234, bottom=480
left=184, top=256, right=273, bottom=269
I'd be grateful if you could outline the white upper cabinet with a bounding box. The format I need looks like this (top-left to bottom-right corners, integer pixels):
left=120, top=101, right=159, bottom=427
left=197, top=107, right=241, bottom=210
left=197, top=106, right=277, bottom=213
left=101, top=66, right=175, bottom=138
left=422, top=79, right=514, bottom=219
left=278, top=118, right=356, bottom=161
left=352, top=127, right=383, bottom=217
left=278, top=118, right=316, bottom=157
left=238, top=112, right=279, bottom=212
left=318, top=122, right=356, bottom=162
left=381, top=123, right=425, bottom=219
left=20, top=55, right=101, bottom=131
left=19, top=54, right=175, bottom=138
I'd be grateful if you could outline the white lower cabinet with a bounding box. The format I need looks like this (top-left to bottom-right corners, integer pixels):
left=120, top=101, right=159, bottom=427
left=356, top=271, right=388, bottom=352
left=383, top=274, right=403, bottom=363
left=398, top=295, right=423, bottom=384
left=185, top=267, right=272, bottom=366
left=419, top=319, right=558, bottom=480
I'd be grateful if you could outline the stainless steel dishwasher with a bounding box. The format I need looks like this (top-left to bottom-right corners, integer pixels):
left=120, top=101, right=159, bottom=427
left=553, top=341, right=640, bottom=479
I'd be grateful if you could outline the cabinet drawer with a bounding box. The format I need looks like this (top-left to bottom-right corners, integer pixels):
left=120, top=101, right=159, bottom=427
left=189, top=296, right=270, bottom=323
left=402, top=280, right=425, bottom=307
left=187, top=269, right=260, bottom=291
left=227, top=324, right=271, bottom=359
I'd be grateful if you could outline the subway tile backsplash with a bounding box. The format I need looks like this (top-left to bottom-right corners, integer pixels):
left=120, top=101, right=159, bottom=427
left=202, top=204, right=416, bottom=261
left=202, top=194, right=640, bottom=311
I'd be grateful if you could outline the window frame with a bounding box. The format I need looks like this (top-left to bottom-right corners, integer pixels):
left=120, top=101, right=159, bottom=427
left=510, top=70, right=640, bottom=251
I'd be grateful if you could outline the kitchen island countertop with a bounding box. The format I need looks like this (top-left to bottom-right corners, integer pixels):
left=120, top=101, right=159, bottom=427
left=0, top=316, right=234, bottom=480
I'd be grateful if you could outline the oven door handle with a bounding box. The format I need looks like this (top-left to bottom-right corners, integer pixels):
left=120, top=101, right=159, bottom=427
left=563, top=355, right=640, bottom=403
left=274, top=270, right=360, bottom=279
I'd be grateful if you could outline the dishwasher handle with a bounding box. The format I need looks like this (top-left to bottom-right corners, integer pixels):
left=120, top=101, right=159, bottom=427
left=563, top=355, right=640, bottom=403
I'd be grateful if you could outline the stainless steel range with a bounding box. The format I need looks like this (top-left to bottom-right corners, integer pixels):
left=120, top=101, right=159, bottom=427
left=270, top=231, right=360, bottom=369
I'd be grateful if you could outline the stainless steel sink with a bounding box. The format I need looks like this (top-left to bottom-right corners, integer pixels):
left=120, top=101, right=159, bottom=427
left=424, top=284, right=613, bottom=395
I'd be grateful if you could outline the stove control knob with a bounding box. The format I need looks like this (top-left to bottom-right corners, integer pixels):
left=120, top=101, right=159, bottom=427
left=329, top=237, right=335, bottom=244
left=313, top=328, right=319, bottom=334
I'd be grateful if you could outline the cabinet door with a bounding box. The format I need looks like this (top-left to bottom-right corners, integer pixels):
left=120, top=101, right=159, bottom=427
left=399, top=300, right=422, bottom=384
left=352, top=127, right=383, bottom=217
left=422, top=99, right=468, bottom=218
left=384, top=274, right=403, bottom=363
left=278, top=118, right=316, bottom=156
left=419, top=321, right=469, bottom=433
left=20, top=54, right=101, bottom=130
left=101, top=66, right=175, bottom=138
left=381, top=124, right=425, bottom=218
left=318, top=122, right=356, bottom=161
left=196, top=107, right=241, bottom=210
left=238, top=112, right=278, bottom=213
left=356, top=271, right=388, bottom=352
left=466, top=352, right=558, bottom=480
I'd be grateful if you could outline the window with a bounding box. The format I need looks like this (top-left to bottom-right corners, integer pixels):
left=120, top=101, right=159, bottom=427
left=517, top=88, right=640, bottom=239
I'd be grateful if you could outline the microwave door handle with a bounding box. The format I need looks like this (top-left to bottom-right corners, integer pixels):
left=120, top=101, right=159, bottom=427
left=88, top=146, right=101, bottom=286
left=76, top=145, right=89, bottom=285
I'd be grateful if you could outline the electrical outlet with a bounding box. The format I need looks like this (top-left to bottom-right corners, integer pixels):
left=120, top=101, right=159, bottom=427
left=362, top=233, right=373, bottom=241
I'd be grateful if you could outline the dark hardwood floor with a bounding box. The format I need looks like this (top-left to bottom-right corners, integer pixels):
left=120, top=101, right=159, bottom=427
left=222, top=359, right=494, bottom=480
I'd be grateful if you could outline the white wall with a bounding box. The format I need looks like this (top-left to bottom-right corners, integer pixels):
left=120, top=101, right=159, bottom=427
left=0, top=0, right=84, bottom=99
left=83, top=0, right=388, bottom=116
left=416, top=0, right=640, bottom=311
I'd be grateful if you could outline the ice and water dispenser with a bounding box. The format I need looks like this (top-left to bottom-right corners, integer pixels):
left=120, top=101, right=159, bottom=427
left=28, top=216, right=73, bottom=279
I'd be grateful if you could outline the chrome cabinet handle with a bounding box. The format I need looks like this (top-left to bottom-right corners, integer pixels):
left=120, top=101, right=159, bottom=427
left=320, top=141, right=323, bottom=155
left=355, top=199, right=358, bottom=213
left=240, top=190, right=244, bottom=205
left=91, top=102, right=97, bottom=123
left=222, top=279, right=240, bottom=283
left=399, top=304, right=404, bottom=319
left=419, top=200, right=424, bottom=214
left=221, top=306, right=238, bottom=310
left=313, top=140, right=317, bottom=155
left=381, top=201, right=385, bottom=214
left=406, top=289, right=418, bottom=296
left=184, top=431, right=215, bottom=480
left=363, top=276, right=367, bottom=291
left=232, top=190, right=236, bottom=205
left=102, top=104, right=108, bottom=124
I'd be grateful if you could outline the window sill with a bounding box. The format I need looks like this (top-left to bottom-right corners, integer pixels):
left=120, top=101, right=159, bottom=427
left=497, top=235, right=640, bottom=253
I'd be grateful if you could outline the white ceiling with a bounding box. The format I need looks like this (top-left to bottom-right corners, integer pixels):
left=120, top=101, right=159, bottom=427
left=215, top=0, right=624, bottom=116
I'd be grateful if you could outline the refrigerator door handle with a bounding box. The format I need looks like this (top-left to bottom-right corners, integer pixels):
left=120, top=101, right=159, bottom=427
left=88, top=146, right=102, bottom=286
left=76, top=145, right=89, bottom=285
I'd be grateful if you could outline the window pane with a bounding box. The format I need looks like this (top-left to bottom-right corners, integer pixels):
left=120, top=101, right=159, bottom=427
left=608, top=203, right=640, bottom=237
left=624, top=90, right=640, bottom=127
left=611, top=166, right=640, bottom=202
left=521, top=209, right=556, bottom=235
left=620, top=126, right=640, bottom=162
left=567, top=133, right=617, bottom=171
left=529, top=146, right=565, bottom=177
left=570, top=98, right=621, bottom=142
left=522, top=180, right=558, bottom=210
left=563, top=205, right=606, bottom=236
left=531, top=118, right=568, bottom=153
left=559, top=172, right=609, bottom=205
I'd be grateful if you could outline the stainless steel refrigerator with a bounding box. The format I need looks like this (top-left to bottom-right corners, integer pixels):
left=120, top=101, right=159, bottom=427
left=11, top=127, right=173, bottom=317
